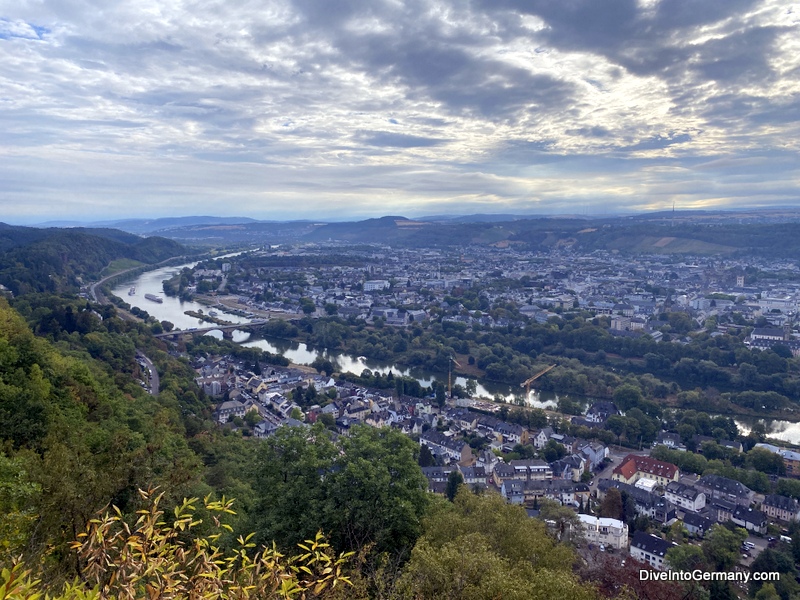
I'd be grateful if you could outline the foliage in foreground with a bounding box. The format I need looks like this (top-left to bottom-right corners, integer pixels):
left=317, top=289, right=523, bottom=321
left=0, top=489, right=353, bottom=600
left=393, top=488, right=598, bottom=600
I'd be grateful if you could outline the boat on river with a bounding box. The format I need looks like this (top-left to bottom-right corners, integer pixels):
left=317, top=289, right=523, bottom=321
left=144, top=293, right=163, bottom=304
left=128, top=287, right=136, bottom=296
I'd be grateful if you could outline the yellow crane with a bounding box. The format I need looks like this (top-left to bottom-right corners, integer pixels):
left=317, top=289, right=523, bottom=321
left=520, top=364, right=556, bottom=397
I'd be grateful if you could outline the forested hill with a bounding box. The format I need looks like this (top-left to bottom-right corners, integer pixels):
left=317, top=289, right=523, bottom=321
left=303, top=216, right=800, bottom=257
left=0, top=223, right=188, bottom=295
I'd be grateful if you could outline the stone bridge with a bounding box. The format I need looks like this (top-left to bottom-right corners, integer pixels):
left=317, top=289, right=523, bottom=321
left=155, top=319, right=268, bottom=340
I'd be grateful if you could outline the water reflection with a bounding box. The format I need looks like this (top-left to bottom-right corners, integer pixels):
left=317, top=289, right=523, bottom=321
left=735, top=418, right=800, bottom=446
left=116, top=258, right=587, bottom=413
left=242, top=335, right=576, bottom=409
left=110, top=255, right=251, bottom=330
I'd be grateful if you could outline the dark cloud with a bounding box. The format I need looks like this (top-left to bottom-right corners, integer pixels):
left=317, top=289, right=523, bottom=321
left=339, top=33, right=575, bottom=121
left=482, top=0, right=787, bottom=84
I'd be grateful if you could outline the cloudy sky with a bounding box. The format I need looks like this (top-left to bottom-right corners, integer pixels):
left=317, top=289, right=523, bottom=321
left=1, top=0, right=799, bottom=223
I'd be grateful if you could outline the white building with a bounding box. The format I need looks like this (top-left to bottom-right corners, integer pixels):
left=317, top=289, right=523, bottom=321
left=364, top=280, right=390, bottom=291
left=578, top=514, right=629, bottom=551
left=665, top=482, right=706, bottom=513
left=630, top=531, right=676, bottom=571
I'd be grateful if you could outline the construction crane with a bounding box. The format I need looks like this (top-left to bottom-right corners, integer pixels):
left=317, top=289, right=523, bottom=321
left=448, top=356, right=462, bottom=398
left=520, top=364, right=555, bottom=397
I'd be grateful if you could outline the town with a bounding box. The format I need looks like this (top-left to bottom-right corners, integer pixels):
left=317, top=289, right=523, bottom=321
left=173, top=239, right=800, bottom=588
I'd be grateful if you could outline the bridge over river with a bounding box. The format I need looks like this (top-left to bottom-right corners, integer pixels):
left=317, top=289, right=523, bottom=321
left=154, top=319, right=269, bottom=340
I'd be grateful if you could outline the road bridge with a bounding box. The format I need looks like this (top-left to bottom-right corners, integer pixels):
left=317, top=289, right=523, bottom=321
left=154, top=320, right=269, bottom=340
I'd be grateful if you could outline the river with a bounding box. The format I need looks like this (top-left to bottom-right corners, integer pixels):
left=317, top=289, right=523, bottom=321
left=110, top=256, right=252, bottom=330
left=115, top=261, right=800, bottom=444
left=113, top=258, right=576, bottom=409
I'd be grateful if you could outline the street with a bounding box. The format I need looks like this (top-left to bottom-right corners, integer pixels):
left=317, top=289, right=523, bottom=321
left=136, top=350, right=159, bottom=397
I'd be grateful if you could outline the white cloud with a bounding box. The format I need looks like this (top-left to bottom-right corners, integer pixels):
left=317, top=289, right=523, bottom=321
left=0, top=0, right=797, bottom=222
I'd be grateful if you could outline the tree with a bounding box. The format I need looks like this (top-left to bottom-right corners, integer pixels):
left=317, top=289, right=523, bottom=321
left=446, top=470, right=464, bottom=502
left=2, top=490, right=356, bottom=600
left=435, top=382, right=446, bottom=408
left=395, top=489, right=596, bottom=600
left=465, top=378, right=477, bottom=396
left=665, top=544, right=706, bottom=571
left=598, top=488, right=623, bottom=521
left=418, top=444, right=436, bottom=468
left=252, top=425, right=429, bottom=559
left=0, top=452, right=40, bottom=564
left=749, top=546, right=800, bottom=599
left=702, top=524, right=747, bottom=571
left=747, top=447, right=786, bottom=476
left=318, top=412, right=337, bottom=431
left=613, top=384, right=643, bottom=411
left=538, top=499, right=584, bottom=545
left=542, top=440, right=567, bottom=463
left=243, top=410, right=262, bottom=427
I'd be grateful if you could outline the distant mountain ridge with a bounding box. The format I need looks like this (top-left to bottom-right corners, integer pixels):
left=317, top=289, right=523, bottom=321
left=35, top=216, right=263, bottom=235
left=17, top=208, right=800, bottom=259
left=0, top=223, right=189, bottom=295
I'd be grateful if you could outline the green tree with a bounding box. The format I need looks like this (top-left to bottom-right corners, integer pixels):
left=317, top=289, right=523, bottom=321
left=542, top=440, right=567, bottom=463
left=702, top=524, right=747, bottom=571
left=747, top=448, right=786, bottom=476
left=749, top=546, right=800, bottom=599
left=318, top=412, right=337, bottom=431
left=613, top=384, right=643, bottom=411
left=465, top=378, right=477, bottom=396
left=394, top=489, right=597, bottom=600
left=251, top=425, right=428, bottom=559
left=243, top=410, right=262, bottom=427
left=435, top=382, right=446, bottom=408
left=0, top=452, right=41, bottom=563
left=446, top=470, right=464, bottom=502
left=665, top=544, right=706, bottom=571
left=418, top=444, right=436, bottom=468
left=598, top=488, right=623, bottom=521
left=538, top=499, right=584, bottom=545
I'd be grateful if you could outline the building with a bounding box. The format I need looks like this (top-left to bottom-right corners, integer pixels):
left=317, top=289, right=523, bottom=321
left=664, top=481, right=706, bottom=513
left=597, top=479, right=677, bottom=525
left=579, top=441, right=609, bottom=471
left=762, top=494, right=800, bottom=523
left=459, top=465, right=488, bottom=487
left=502, top=478, right=590, bottom=507
left=630, top=531, right=676, bottom=571
left=363, top=280, right=390, bottom=291
left=578, top=514, right=629, bottom=550
left=732, top=506, right=768, bottom=535
left=654, top=431, right=686, bottom=452
left=696, top=474, right=754, bottom=506
left=509, top=459, right=553, bottom=481
left=682, top=513, right=714, bottom=538
left=420, top=430, right=473, bottom=464
left=612, top=454, right=680, bottom=486
left=755, top=443, right=800, bottom=477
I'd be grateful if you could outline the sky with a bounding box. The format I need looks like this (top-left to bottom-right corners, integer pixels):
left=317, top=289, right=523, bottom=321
left=1, top=0, right=799, bottom=224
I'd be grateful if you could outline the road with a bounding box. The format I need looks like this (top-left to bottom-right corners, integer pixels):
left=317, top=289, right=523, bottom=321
left=136, top=350, right=159, bottom=397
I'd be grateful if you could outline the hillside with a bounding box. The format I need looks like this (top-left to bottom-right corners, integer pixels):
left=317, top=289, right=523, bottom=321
left=0, top=224, right=188, bottom=295
left=305, top=217, right=800, bottom=258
